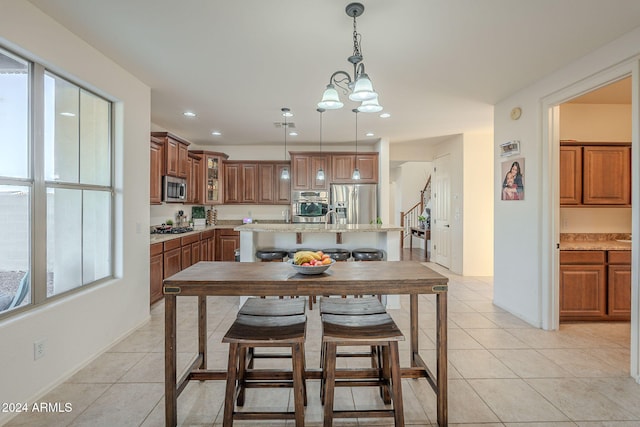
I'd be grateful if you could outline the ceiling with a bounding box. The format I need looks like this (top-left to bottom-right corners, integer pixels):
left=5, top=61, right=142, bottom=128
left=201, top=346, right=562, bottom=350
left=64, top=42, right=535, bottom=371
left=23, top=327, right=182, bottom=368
left=28, top=0, right=640, bottom=147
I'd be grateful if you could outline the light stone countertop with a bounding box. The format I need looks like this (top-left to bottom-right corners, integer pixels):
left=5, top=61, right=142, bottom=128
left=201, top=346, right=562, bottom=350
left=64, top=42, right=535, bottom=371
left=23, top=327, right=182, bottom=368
left=559, top=233, right=631, bottom=251
left=234, top=223, right=403, bottom=233
left=149, top=224, right=238, bottom=245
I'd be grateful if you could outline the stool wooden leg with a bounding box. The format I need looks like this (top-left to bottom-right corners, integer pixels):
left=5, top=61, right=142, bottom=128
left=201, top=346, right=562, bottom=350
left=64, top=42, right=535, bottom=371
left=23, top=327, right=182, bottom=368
left=389, top=341, right=405, bottom=427
left=236, top=346, right=247, bottom=406
left=323, top=343, right=337, bottom=427
left=292, top=343, right=306, bottom=426
left=223, top=343, right=239, bottom=427
left=380, top=345, right=392, bottom=404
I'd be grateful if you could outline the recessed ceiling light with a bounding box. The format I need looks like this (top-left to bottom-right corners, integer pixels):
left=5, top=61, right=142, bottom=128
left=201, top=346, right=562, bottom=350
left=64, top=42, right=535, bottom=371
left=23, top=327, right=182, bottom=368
left=379, top=113, right=390, bottom=118
left=288, top=131, right=298, bottom=136
left=60, top=112, right=76, bottom=117
left=366, top=132, right=374, bottom=137
left=211, top=131, right=222, bottom=136
left=183, top=111, right=196, bottom=117
left=282, top=109, right=294, bottom=117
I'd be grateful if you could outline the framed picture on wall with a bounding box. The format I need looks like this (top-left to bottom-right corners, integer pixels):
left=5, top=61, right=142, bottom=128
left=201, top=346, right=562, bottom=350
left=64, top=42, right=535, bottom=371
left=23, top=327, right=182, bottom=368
left=500, top=140, right=520, bottom=157
left=501, top=157, right=524, bottom=201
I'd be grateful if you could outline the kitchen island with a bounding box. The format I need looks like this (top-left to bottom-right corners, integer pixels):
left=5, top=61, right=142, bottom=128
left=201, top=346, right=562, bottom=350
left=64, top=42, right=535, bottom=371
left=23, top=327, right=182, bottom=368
left=235, top=223, right=404, bottom=307
left=235, top=222, right=403, bottom=261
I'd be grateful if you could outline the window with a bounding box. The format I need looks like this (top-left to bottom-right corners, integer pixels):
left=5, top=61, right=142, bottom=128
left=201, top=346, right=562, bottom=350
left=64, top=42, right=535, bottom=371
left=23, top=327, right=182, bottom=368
left=0, top=46, right=114, bottom=315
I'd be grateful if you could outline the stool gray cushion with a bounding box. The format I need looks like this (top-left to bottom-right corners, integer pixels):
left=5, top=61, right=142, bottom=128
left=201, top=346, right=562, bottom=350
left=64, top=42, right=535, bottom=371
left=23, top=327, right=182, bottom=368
left=255, top=248, right=288, bottom=260
left=321, top=248, right=351, bottom=261
left=352, top=248, right=384, bottom=261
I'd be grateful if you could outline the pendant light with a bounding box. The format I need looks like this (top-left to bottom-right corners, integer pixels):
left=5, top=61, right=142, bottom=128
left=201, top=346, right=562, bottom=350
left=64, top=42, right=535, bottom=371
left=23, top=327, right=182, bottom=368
left=352, top=108, right=360, bottom=180
left=316, top=108, right=325, bottom=181
left=280, top=107, right=291, bottom=180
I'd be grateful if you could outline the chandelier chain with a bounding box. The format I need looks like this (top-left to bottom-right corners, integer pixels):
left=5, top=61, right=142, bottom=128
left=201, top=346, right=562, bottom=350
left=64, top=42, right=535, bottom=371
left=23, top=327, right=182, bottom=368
left=352, top=15, right=362, bottom=59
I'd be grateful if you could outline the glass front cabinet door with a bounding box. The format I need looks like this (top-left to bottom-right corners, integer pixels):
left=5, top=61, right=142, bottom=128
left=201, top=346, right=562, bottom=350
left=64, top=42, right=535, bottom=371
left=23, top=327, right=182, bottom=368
left=191, top=151, right=228, bottom=204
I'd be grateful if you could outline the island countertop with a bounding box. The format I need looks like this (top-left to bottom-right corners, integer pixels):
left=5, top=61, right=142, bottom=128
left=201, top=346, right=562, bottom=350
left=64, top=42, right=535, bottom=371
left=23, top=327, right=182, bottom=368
left=234, top=223, right=403, bottom=233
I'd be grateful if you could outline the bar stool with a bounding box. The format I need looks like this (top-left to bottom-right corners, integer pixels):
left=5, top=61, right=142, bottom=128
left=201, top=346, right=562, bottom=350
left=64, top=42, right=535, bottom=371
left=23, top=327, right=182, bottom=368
left=238, top=297, right=307, bottom=374
left=321, top=313, right=405, bottom=427
left=319, top=296, right=388, bottom=402
left=223, top=313, right=307, bottom=427
left=255, top=248, right=288, bottom=262
left=321, top=248, right=351, bottom=262
left=351, top=247, right=384, bottom=261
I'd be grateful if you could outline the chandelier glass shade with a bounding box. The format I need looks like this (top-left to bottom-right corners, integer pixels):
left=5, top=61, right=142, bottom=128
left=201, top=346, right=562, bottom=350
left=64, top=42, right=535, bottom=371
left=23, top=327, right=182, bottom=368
left=317, top=3, right=383, bottom=113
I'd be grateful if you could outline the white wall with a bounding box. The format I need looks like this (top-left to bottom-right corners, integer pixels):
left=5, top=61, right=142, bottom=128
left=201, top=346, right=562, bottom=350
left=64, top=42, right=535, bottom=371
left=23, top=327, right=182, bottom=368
left=0, top=2, right=151, bottom=422
left=462, top=131, right=494, bottom=276
left=493, top=26, right=640, bottom=335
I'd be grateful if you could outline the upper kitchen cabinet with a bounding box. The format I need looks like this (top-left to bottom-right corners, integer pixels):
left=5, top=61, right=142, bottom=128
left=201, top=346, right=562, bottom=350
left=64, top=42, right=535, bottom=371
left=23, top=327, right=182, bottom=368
left=560, top=142, right=631, bottom=206
left=331, top=152, right=378, bottom=184
left=186, top=151, right=202, bottom=204
left=583, top=146, right=631, bottom=205
left=151, top=131, right=191, bottom=178
left=223, top=161, right=290, bottom=204
left=190, top=150, right=228, bottom=205
left=150, top=135, right=164, bottom=205
left=290, top=152, right=330, bottom=191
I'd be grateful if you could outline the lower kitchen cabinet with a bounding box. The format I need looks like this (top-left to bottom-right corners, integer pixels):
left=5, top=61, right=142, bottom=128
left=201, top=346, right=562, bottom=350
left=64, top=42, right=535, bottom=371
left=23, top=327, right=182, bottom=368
left=150, top=243, right=164, bottom=305
left=560, top=250, right=630, bottom=321
left=181, top=233, right=201, bottom=269
left=608, top=250, right=631, bottom=319
left=216, top=229, right=239, bottom=261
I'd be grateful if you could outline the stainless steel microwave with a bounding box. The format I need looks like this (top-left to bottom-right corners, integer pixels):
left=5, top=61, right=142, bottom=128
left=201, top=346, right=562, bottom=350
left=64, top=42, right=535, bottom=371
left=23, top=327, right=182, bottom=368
left=163, top=176, right=186, bottom=202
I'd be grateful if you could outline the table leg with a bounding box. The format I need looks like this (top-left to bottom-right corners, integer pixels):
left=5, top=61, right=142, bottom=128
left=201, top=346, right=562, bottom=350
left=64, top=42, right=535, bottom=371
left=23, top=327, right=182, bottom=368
left=410, top=294, right=418, bottom=367
left=436, top=292, right=448, bottom=426
left=198, top=296, right=207, bottom=369
left=165, top=294, right=177, bottom=427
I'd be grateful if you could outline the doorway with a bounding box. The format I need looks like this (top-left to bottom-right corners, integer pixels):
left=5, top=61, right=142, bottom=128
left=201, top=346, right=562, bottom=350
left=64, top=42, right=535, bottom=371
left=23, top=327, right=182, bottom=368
left=543, top=65, right=638, bottom=380
left=432, top=154, right=451, bottom=268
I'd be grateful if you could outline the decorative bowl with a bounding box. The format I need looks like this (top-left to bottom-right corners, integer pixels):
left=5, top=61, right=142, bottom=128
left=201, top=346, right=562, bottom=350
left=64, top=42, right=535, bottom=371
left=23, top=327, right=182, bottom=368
left=289, top=258, right=335, bottom=275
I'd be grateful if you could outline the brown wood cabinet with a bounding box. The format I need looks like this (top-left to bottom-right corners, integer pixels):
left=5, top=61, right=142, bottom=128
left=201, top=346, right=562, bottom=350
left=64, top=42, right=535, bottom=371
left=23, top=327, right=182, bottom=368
left=559, top=146, right=582, bottom=205
left=582, top=146, right=631, bottom=205
left=150, top=136, right=164, bottom=205
left=331, top=152, right=378, bottom=184
left=186, top=152, right=202, bottom=204
left=607, top=250, right=631, bottom=319
left=560, top=142, right=631, bottom=206
left=290, top=153, right=330, bottom=190
left=201, top=229, right=215, bottom=261
left=216, top=229, right=240, bottom=261
left=560, top=249, right=631, bottom=321
left=150, top=242, right=164, bottom=304
left=190, top=151, right=228, bottom=205
left=223, top=161, right=291, bottom=204
left=163, top=239, right=182, bottom=283
left=181, top=234, right=200, bottom=270
left=151, top=132, right=191, bottom=179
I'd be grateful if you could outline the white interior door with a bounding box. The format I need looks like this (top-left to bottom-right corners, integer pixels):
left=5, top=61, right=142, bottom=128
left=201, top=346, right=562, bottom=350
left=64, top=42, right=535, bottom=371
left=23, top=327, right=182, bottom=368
left=432, top=154, right=451, bottom=268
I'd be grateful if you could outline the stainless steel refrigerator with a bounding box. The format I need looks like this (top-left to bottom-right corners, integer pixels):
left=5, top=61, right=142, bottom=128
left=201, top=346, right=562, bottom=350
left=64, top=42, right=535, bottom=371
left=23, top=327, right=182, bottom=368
left=329, top=183, right=377, bottom=225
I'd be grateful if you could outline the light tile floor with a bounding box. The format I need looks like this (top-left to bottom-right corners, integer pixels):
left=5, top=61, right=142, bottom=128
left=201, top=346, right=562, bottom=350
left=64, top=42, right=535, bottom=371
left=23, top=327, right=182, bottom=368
left=6, top=261, right=639, bottom=427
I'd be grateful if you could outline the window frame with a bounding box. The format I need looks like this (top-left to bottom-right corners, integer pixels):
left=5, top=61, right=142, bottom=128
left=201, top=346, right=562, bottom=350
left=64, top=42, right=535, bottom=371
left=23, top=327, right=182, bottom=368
left=0, top=46, right=116, bottom=318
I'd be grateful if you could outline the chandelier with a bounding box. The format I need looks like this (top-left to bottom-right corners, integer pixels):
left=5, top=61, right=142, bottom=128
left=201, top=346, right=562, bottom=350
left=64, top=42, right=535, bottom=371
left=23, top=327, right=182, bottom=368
left=317, top=2, right=383, bottom=113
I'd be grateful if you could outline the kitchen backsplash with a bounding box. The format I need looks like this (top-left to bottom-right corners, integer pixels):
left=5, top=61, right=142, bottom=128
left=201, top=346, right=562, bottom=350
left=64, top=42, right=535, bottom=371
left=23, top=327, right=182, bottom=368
left=150, top=203, right=290, bottom=226
left=560, top=207, right=631, bottom=233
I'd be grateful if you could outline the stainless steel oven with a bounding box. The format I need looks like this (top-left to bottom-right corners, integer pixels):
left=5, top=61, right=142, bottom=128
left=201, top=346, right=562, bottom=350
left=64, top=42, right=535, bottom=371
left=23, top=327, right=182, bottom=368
left=292, top=190, right=329, bottom=223
left=163, top=176, right=187, bottom=203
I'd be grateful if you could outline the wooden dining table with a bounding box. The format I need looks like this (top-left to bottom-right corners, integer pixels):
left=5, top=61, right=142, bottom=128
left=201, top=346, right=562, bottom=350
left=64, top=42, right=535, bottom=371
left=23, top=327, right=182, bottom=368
left=163, top=260, right=449, bottom=426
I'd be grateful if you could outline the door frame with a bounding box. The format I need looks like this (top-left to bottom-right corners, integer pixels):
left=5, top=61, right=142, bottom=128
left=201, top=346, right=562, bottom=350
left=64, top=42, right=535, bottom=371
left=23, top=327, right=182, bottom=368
left=541, top=60, right=639, bottom=381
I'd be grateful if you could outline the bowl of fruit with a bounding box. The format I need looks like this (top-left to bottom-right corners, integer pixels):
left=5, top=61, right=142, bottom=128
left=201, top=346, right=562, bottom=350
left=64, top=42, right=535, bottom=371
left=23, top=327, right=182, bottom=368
left=290, top=250, right=335, bottom=275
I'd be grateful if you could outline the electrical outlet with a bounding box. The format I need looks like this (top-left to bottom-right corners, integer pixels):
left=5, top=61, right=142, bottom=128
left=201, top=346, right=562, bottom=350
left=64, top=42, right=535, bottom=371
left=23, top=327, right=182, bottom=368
left=34, top=339, right=46, bottom=360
